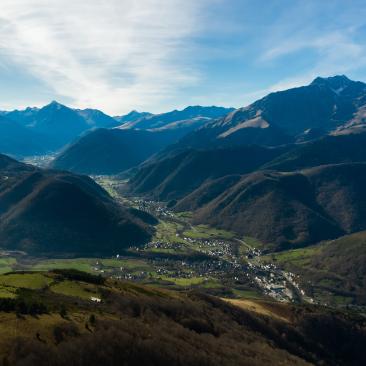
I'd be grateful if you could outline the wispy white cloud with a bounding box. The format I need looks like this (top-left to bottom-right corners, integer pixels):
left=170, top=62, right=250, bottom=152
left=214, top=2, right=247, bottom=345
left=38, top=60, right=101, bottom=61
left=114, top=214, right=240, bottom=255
left=261, top=30, right=366, bottom=88
left=1, top=0, right=366, bottom=114
left=257, top=0, right=366, bottom=91
left=0, top=0, right=206, bottom=114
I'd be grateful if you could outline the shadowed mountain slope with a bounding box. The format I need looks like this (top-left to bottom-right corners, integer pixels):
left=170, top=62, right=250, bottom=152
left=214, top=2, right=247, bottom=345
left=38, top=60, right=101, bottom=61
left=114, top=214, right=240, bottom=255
left=0, top=154, right=152, bottom=254
left=263, top=132, right=366, bottom=171
left=50, top=106, right=235, bottom=175
left=175, top=163, right=366, bottom=250
left=128, top=76, right=366, bottom=201
left=129, top=145, right=291, bottom=201
left=51, top=128, right=180, bottom=175
left=129, top=131, right=366, bottom=205
left=0, top=116, right=51, bottom=157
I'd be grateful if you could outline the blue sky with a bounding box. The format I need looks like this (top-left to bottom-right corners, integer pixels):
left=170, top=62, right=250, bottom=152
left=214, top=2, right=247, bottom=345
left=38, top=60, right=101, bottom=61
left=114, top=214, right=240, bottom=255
left=1, top=0, right=366, bottom=114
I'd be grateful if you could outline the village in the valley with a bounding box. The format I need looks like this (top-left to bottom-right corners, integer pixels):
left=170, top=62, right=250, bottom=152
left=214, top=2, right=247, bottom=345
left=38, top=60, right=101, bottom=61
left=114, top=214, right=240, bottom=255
left=90, top=179, right=315, bottom=304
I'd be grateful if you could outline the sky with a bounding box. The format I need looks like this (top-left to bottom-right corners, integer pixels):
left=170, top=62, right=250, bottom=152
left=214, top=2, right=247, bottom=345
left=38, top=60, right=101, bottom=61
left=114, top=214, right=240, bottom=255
left=1, top=0, right=366, bottom=115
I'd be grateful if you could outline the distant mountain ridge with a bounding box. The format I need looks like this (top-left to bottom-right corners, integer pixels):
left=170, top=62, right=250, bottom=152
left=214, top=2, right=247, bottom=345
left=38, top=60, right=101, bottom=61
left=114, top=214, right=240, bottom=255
left=2, top=101, right=117, bottom=130
left=113, top=110, right=153, bottom=124
left=0, top=102, right=232, bottom=158
left=119, top=105, right=234, bottom=131
left=51, top=105, right=233, bottom=175
left=74, top=108, right=119, bottom=128
left=127, top=75, right=366, bottom=251
left=0, top=101, right=117, bottom=156
left=129, top=75, right=366, bottom=199
left=175, top=75, right=366, bottom=149
left=129, top=131, right=366, bottom=250
left=130, top=75, right=366, bottom=201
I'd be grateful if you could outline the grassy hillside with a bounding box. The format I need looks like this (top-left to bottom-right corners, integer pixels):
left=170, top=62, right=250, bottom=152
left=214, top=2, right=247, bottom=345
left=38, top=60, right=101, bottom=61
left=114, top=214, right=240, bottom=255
left=263, top=231, right=366, bottom=306
left=0, top=270, right=364, bottom=365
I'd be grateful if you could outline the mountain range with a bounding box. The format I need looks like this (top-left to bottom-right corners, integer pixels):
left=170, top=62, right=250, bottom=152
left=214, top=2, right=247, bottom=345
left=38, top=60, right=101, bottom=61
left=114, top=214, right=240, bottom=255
left=0, top=101, right=118, bottom=156
left=127, top=75, right=366, bottom=250
left=119, top=105, right=234, bottom=130
left=3, top=74, right=366, bottom=253
left=0, top=103, right=232, bottom=161
left=174, top=75, right=366, bottom=149
left=113, top=110, right=153, bottom=124
left=130, top=130, right=366, bottom=201
left=176, top=163, right=366, bottom=250
left=129, top=144, right=291, bottom=200
left=50, top=105, right=233, bottom=175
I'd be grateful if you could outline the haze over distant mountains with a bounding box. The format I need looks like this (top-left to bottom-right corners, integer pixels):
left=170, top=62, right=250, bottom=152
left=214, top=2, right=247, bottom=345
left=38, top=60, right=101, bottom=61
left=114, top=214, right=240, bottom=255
left=0, top=101, right=121, bottom=153
left=118, top=105, right=235, bottom=131
left=51, top=128, right=179, bottom=175
left=51, top=106, right=234, bottom=174
left=0, top=103, right=233, bottom=159
left=114, top=110, right=153, bottom=124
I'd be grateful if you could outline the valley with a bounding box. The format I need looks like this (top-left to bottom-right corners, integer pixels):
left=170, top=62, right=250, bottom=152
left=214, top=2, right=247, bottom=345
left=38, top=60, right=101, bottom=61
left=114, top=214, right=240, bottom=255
left=3, top=76, right=366, bottom=313
left=0, top=175, right=314, bottom=307
left=90, top=176, right=365, bottom=308
left=2, top=2, right=366, bottom=364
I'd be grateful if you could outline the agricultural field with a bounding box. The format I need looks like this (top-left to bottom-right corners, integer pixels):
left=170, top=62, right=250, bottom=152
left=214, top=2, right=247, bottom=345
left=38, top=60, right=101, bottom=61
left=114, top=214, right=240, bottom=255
left=261, top=245, right=323, bottom=267
left=92, top=176, right=136, bottom=206
left=0, top=258, right=16, bottom=274
left=153, top=221, right=187, bottom=244
left=0, top=273, right=52, bottom=290
left=0, top=254, right=244, bottom=296
left=183, top=224, right=236, bottom=240
left=50, top=280, right=99, bottom=300
left=31, top=258, right=97, bottom=273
